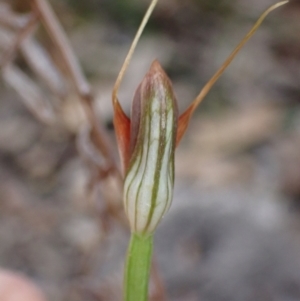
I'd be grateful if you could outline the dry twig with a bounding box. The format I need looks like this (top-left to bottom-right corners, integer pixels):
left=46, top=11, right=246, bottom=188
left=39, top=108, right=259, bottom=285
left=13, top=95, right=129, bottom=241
left=31, top=0, right=122, bottom=181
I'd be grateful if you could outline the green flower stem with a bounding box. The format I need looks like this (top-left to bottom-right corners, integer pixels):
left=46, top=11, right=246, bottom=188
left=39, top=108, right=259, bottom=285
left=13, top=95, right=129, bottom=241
left=124, top=233, right=154, bottom=301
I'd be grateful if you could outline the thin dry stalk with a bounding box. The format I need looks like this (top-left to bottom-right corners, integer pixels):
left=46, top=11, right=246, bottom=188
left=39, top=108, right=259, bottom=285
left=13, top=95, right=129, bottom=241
left=31, top=0, right=122, bottom=182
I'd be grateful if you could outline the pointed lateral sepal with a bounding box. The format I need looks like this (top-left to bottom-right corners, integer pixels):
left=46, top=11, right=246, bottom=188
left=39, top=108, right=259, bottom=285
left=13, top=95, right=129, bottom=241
left=176, top=0, right=289, bottom=146
left=124, top=60, right=178, bottom=234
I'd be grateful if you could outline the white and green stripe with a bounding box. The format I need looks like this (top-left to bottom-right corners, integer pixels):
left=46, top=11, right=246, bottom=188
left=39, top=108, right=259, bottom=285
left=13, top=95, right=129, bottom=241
left=124, top=84, right=176, bottom=234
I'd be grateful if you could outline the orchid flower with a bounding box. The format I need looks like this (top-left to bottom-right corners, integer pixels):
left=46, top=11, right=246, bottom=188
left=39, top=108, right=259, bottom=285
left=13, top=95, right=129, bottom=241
left=112, top=0, right=288, bottom=235
left=110, top=1, right=288, bottom=300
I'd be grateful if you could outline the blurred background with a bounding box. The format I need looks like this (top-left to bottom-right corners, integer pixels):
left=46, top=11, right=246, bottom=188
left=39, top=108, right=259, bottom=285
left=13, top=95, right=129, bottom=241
left=0, top=0, right=300, bottom=300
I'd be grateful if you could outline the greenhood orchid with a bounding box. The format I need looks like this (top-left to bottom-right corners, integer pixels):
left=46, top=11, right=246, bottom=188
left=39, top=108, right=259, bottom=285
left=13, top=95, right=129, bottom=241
left=112, top=0, right=288, bottom=235
left=112, top=1, right=289, bottom=300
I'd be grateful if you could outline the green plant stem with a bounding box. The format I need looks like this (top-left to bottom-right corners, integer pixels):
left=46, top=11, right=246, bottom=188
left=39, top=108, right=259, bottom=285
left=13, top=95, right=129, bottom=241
left=124, top=233, right=154, bottom=301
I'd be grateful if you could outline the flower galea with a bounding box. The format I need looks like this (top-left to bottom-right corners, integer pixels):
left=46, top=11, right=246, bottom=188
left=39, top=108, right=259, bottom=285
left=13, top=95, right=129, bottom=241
left=124, top=60, right=177, bottom=234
